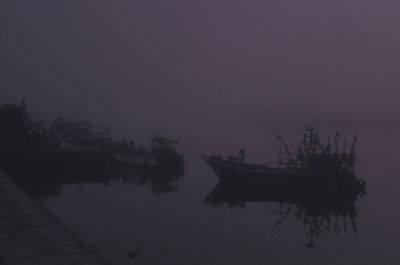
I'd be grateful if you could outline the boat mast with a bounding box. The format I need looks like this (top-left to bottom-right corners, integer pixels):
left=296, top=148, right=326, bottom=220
left=275, top=134, right=283, bottom=166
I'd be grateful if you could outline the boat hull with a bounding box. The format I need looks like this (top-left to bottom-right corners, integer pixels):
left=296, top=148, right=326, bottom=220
left=113, top=153, right=157, bottom=167
left=202, top=156, right=335, bottom=191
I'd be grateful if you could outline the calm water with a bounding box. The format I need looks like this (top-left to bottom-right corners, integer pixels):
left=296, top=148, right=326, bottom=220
left=14, top=128, right=400, bottom=265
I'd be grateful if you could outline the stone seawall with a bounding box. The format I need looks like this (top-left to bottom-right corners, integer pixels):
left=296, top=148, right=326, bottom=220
left=0, top=169, right=112, bottom=265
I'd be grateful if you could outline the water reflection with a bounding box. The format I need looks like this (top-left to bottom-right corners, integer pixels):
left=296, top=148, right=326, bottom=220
left=112, top=165, right=184, bottom=195
left=5, top=162, right=184, bottom=199
left=204, top=182, right=365, bottom=247
left=3, top=163, right=110, bottom=199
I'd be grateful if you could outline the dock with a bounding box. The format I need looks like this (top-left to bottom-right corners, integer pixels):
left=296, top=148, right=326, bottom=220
left=0, top=169, right=112, bottom=265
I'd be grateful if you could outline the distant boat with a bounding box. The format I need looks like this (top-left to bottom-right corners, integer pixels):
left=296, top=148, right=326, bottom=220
left=202, top=127, right=365, bottom=192
left=49, top=113, right=112, bottom=152
left=112, top=134, right=184, bottom=174
left=0, top=101, right=112, bottom=167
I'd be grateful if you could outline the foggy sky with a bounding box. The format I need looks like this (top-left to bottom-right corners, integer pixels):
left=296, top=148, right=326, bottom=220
left=1, top=0, right=400, bottom=142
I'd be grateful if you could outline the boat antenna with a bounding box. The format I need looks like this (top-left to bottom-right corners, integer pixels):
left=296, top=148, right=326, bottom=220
left=334, top=131, right=340, bottom=153
left=350, top=130, right=358, bottom=169
left=350, top=131, right=358, bottom=155
left=275, top=134, right=283, bottom=164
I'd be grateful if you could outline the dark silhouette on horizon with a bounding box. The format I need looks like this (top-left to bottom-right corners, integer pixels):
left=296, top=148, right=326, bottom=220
left=0, top=101, right=185, bottom=198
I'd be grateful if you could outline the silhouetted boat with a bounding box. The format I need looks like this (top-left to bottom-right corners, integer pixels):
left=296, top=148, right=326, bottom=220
left=112, top=142, right=157, bottom=167
left=49, top=112, right=112, bottom=152
left=0, top=101, right=112, bottom=168
left=203, top=127, right=365, bottom=192
left=112, top=134, right=184, bottom=174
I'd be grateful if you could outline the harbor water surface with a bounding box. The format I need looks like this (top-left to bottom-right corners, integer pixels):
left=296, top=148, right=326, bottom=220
left=18, top=126, right=399, bottom=265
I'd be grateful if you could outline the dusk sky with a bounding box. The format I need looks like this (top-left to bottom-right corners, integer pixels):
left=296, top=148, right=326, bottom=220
left=1, top=0, right=400, bottom=141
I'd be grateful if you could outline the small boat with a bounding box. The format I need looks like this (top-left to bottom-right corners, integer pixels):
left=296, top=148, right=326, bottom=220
left=203, top=127, right=365, bottom=192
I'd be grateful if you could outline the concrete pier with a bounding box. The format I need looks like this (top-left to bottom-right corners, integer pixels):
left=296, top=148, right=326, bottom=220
left=0, top=169, right=112, bottom=265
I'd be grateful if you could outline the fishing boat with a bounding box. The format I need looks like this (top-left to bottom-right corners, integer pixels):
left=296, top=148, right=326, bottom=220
left=202, top=127, right=365, bottom=192
left=112, top=141, right=157, bottom=168
left=0, top=101, right=113, bottom=168
left=49, top=113, right=112, bottom=152
left=112, top=134, right=184, bottom=174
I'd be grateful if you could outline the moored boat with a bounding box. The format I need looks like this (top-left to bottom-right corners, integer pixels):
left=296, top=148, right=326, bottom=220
left=0, top=101, right=113, bottom=168
left=203, top=127, right=365, bottom=192
left=112, top=134, right=184, bottom=174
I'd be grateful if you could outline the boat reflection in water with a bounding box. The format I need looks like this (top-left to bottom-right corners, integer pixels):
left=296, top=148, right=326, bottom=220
left=203, top=181, right=365, bottom=248
left=5, top=160, right=184, bottom=199
left=2, top=162, right=111, bottom=199
left=112, top=164, right=184, bottom=195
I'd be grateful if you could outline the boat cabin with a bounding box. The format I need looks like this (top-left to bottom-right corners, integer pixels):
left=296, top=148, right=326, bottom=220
left=151, top=134, right=178, bottom=152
